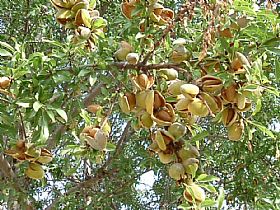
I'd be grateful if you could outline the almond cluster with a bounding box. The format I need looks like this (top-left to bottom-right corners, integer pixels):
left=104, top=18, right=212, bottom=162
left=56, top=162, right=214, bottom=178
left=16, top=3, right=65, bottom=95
left=118, top=47, right=259, bottom=205
left=79, top=121, right=111, bottom=151
left=50, top=0, right=107, bottom=49
left=5, top=140, right=52, bottom=179
left=121, top=0, right=174, bottom=32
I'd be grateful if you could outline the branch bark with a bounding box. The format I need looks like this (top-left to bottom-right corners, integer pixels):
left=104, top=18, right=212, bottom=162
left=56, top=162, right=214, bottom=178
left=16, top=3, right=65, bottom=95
left=0, top=153, right=15, bottom=178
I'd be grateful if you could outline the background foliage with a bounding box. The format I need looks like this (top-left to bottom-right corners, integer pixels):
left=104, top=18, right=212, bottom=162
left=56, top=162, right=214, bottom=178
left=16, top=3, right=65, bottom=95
left=0, top=0, right=279, bottom=209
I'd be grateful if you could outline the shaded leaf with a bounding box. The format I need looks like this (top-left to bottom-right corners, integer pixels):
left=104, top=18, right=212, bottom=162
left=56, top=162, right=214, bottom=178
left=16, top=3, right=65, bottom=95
left=275, top=60, right=280, bottom=82
left=0, top=41, right=14, bottom=52
left=201, top=199, right=216, bottom=207
left=197, top=174, right=220, bottom=182
left=248, top=121, right=275, bottom=139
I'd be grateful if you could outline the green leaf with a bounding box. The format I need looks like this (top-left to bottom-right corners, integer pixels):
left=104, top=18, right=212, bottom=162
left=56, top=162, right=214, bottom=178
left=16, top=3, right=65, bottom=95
left=80, top=109, right=91, bottom=125
left=200, top=183, right=217, bottom=193
left=192, top=131, right=209, bottom=141
left=91, top=18, right=107, bottom=29
left=246, top=126, right=253, bottom=141
left=105, top=143, right=116, bottom=152
left=46, top=110, right=56, bottom=123
left=252, top=99, right=262, bottom=116
left=178, top=203, right=193, bottom=210
left=248, top=121, right=275, bottom=139
left=33, top=101, right=43, bottom=112
left=241, top=84, right=259, bottom=92
left=0, top=49, right=12, bottom=57
left=40, top=114, right=49, bottom=142
left=89, top=75, right=97, bottom=86
left=265, top=86, right=280, bottom=97
left=201, top=199, right=216, bottom=207
left=0, top=41, right=14, bottom=52
left=78, top=69, right=91, bottom=77
left=197, top=174, right=220, bottom=182
left=16, top=102, right=30, bottom=108
left=165, top=96, right=178, bottom=103
left=89, top=0, right=96, bottom=8
left=275, top=60, right=280, bottom=82
left=217, top=187, right=225, bottom=210
left=55, top=108, right=68, bottom=122
left=261, top=37, right=280, bottom=48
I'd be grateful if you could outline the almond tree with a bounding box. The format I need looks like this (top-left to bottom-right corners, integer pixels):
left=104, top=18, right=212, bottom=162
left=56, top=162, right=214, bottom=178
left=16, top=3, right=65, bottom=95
left=0, top=0, right=279, bottom=209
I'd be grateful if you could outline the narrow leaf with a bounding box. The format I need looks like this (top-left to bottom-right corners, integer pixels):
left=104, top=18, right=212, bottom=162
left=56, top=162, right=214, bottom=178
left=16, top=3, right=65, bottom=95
left=0, top=49, right=12, bottom=57
left=275, top=60, right=280, bottom=82
left=0, top=41, right=14, bottom=52
left=89, top=0, right=96, bottom=8
left=16, top=102, right=30, bottom=108
left=105, top=143, right=116, bottom=152
left=55, top=108, right=68, bottom=122
left=241, top=84, right=259, bottom=92
left=252, top=99, right=262, bottom=116
left=217, top=187, right=225, bottom=210
left=200, top=184, right=217, bottom=193
left=46, top=110, right=56, bottom=123
left=201, top=199, right=216, bottom=207
left=249, top=121, right=275, bottom=139
left=91, top=18, right=107, bottom=29
left=197, top=174, right=220, bottom=182
left=192, top=131, right=209, bottom=141
left=40, top=114, right=49, bottom=142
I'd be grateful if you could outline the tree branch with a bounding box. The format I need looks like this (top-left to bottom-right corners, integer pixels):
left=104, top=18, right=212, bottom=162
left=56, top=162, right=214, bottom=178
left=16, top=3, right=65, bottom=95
left=112, top=62, right=189, bottom=72
left=84, top=82, right=104, bottom=107
left=45, top=121, right=132, bottom=209
left=46, top=83, right=104, bottom=150
left=103, top=121, right=132, bottom=169
left=0, top=153, right=15, bottom=178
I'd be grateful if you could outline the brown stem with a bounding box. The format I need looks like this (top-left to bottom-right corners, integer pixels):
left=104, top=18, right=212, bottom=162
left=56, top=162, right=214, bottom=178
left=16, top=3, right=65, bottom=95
left=0, top=153, right=15, bottom=178
left=140, top=2, right=190, bottom=65
left=141, top=23, right=175, bottom=65
left=18, top=110, right=27, bottom=141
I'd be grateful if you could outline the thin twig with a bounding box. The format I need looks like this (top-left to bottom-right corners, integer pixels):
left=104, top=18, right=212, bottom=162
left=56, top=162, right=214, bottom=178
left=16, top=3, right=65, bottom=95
left=103, top=121, right=132, bottom=169
left=18, top=110, right=27, bottom=141
left=140, top=3, right=190, bottom=65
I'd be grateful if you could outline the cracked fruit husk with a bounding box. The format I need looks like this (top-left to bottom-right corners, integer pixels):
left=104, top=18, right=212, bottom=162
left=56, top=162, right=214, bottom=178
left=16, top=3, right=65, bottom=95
left=184, top=184, right=206, bottom=204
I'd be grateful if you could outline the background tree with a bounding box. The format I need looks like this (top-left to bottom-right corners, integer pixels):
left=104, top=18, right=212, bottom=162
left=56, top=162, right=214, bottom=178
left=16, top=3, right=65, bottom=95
left=0, top=0, right=279, bottom=209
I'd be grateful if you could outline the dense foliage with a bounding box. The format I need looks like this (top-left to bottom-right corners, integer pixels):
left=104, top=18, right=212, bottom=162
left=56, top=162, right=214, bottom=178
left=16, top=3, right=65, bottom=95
left=0, top=0, right=279, bottom=209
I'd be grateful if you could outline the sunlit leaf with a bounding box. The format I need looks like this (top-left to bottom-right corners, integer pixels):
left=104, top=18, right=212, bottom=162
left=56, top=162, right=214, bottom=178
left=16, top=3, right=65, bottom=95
left=0, top=49, right=12, bottom=57
left=55, top=108, right=68, bottom=122
left=33, top=101, right=43, bottom=112
left=217, top=187, right=225, bottom=210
